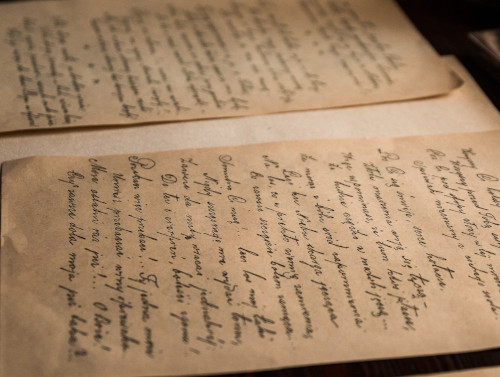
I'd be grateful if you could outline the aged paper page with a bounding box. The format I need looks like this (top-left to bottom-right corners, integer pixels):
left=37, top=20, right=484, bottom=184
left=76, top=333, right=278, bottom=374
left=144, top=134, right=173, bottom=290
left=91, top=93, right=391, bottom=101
left=0, top=0, right=459, bottom=133
left=2, top=130, right=500, bottom=377
left=0, top=56, right=496, bottom=165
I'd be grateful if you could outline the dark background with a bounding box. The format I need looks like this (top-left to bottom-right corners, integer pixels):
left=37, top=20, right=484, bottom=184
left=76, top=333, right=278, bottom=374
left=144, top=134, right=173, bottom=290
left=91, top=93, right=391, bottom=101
left=398, top=0, right=500, bottom=111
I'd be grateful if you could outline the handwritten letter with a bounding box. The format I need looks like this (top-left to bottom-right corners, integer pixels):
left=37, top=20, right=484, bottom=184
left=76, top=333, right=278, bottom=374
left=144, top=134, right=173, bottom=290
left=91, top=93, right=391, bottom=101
left=2, top=131, right=500, bottom=376
left=0, top=0, right=459, bottom=132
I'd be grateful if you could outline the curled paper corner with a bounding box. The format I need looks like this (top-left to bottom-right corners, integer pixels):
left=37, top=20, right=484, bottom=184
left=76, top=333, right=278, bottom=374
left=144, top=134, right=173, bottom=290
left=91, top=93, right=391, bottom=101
left=449, top=68, right=465, bottom=91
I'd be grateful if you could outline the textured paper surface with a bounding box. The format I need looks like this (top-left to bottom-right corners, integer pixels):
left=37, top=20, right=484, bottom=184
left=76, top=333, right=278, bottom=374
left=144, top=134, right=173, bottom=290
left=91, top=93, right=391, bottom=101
left=0, top=56, right=497, bottom=166
left=0, top=0, right=460, bottom=133
left=2, top=130, right=500, bottom=377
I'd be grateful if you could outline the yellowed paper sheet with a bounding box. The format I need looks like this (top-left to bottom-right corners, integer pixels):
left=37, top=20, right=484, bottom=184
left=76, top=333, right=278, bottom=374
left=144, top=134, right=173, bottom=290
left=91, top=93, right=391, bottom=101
left=0, top=0, right=460, bottom=133
left=2, top=130, right=500, bottom=377
left=0, top=56, right=496, bottom=166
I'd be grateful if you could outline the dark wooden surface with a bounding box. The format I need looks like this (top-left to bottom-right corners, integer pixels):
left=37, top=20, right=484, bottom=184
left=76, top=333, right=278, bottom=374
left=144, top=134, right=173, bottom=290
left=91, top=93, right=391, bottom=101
left=230, top=1, right=500, bottom=376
